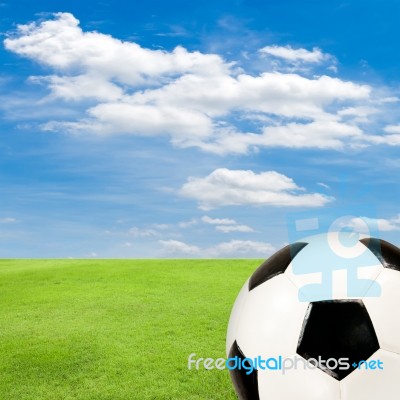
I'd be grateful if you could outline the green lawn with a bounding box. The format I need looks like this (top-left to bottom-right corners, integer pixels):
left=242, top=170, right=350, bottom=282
left=0, top=259, right=261, bottom=400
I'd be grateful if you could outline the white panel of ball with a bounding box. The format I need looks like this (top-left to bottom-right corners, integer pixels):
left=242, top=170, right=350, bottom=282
left=258, top=354, right=341, bottom=400
left=235, top=275, right=309, bottom=359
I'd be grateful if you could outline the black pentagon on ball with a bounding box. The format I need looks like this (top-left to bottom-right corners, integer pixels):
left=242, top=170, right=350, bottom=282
left=297, top=300, right=379, bottom=381
left=228, top=341, right=260, bottom=400
left=249, top=242, right=308, bottom=291
left=360, top=237, right=400, bottom=271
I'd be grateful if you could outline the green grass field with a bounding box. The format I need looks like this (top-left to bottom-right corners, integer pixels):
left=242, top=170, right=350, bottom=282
left=0, top=259, right=261, bottom=399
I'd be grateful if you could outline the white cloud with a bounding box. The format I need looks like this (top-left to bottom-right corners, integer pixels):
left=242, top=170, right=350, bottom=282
left=215, top=224, right=254, bottom=233
left=43, top=103, right=213, bottom=144
left=129, top=226, right=159, bottom=238
left=31, top=74, right=124, bottom=101
left=209, top=240, right=275, bottom=257
left=384, top=125, right=400, bottom=134
left=129, top=224, right=171, bottom=238
left=158, top=238, right=275, bottom=257
left=363, top=130, right=400, bottom=146
left=0, top=217, right=16, bottom=223
left=259, top=45, right=328, bottom=63
left=159, top=239, right=200, bottom=255
left=151, top=223, right=169, bottom=230
left=181, top=168, right=333, bottom=210
left=178, top=218, right=198, bottom=228
left=338, top=106, right=377, bottom=117
left=5, top=13, right=393, bottom=154
left=4, top=13, right=229, bottom=84
left=377, top=97, right=399, bottom=104
left=343, top=215, right=400, bottom=232
left=337, top=106, right=378, bottom=123
left=175, top=215, right=257, bottom=233
left=201, top=215, right=254, bottom=233
left=215, top=119, right=365, bottom=152
left=128, top=72, right=368, bottom=120
left=201, top=215, right=236, bottom=225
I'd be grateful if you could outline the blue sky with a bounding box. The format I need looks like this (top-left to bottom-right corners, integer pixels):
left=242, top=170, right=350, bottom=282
left=0, top=0, right=400, bottom=257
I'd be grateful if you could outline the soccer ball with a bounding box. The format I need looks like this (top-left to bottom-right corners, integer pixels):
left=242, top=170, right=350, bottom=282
left=226, top=232, right=400, bottom=400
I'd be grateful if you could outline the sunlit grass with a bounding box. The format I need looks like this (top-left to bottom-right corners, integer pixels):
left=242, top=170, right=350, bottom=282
left=0, top=259, right=260, bottom=399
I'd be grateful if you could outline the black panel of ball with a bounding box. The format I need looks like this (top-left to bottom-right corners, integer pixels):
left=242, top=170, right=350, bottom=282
left=297, top=300, right=379, bottom=381
left=228, top=341, right=259, bottom=400
left=249, top=242, right=308, bottom=291
left=360, top=237, right=400, bottom=271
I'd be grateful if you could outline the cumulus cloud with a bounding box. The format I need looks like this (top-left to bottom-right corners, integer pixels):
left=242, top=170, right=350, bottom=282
left=129, top=227, right=159, bottom=238
left=201, top=215, right=236, bottom=225
left=342, top=215, right=400, bottom=232
left=159, top=240, right=200, bottom=255
left=129, top=226, right=169, bottom=238
left=202, top=119, right=365, bottom=153
left=30, top=74, right=124, bottom=101
left=362, top=124, right=400, bottom=146
left=4, top=13, right=228, bottom=84
left=201, top=215, right=254, bottom=233
left=178, top=218, right=198, bottom=228
left=384, top=125, right=400, bottom=134
left=43, top=103, right=213, bottom=144
left=130, top=217, right=255, bottom=238
left=259, top=45, right=328, bottom=63
left=209, top=240, right=275, bottom=256
left=363, top=130, right=400, bottom=146
left=215, top=224, right=254, bottom=233
left=0, top=217, right=16, bottom=223
left=5, top=13, right=395, bottom=153
left=180, top=168, right=332, bottom=210
left=151, top=223, right=169, bottom=230
left=158, top=239, right=275, bottom=257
